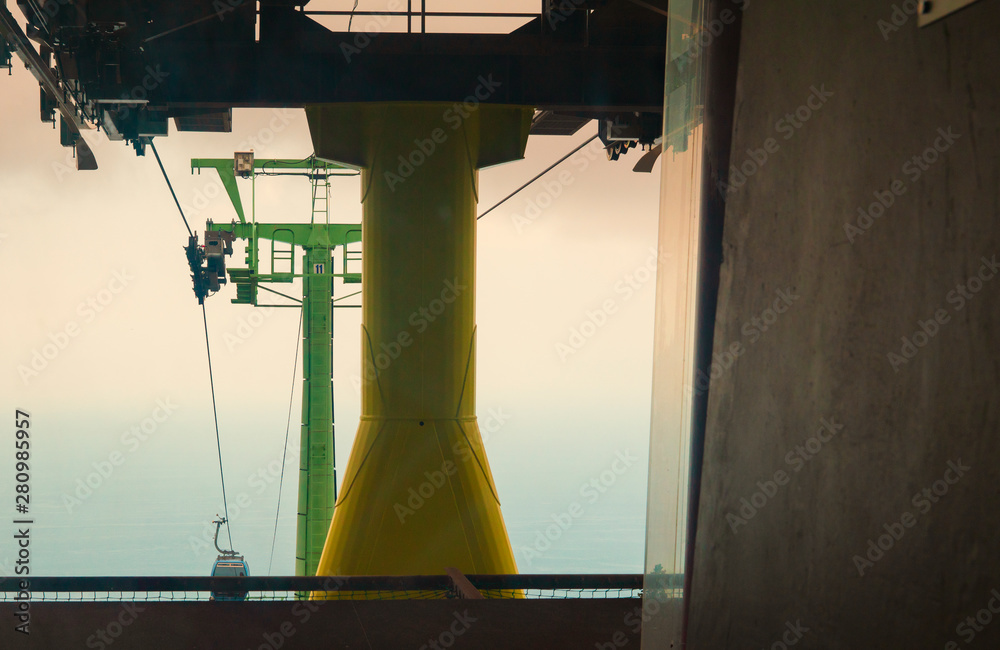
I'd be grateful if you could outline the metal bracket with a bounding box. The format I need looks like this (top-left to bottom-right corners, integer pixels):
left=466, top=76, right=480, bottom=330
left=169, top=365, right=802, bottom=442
left=918, top=0, right=985, bottom=26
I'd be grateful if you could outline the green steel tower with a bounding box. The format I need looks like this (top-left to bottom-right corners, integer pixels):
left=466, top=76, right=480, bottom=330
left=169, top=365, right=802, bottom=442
left=189, top=154, right=361, bottom=577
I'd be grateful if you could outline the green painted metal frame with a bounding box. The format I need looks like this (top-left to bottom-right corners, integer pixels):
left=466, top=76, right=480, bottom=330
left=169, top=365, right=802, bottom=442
left=199, top=158, right=360, bottom=578
left=192, top=158, right=354, bottom=223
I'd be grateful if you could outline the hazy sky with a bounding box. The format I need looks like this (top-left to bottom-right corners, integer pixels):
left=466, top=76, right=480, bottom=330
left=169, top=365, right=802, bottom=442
left=0, top=4, right=662, bottom=578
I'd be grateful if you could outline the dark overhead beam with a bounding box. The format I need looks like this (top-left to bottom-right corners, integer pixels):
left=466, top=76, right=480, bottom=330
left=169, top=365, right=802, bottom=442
left=58, top=1, right=666, bottom=112
left=135, top=37, right=665, bottom=112
left=6, top=0, right=667, bottom=156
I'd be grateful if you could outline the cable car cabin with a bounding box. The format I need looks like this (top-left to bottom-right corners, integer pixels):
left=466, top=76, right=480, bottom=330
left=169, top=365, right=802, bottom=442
left=210, top=555, right=249, bottom=601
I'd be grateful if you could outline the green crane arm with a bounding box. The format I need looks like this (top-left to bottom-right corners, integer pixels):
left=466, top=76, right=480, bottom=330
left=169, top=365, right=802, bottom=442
left=208, top=222, right=361, bottom=248
left=191, top=158, right=354, bottom=224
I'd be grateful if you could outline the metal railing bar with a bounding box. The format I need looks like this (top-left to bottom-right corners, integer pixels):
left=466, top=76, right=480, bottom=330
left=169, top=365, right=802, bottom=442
left=0, top=574, right=653, bottom=593
left=303, top=11, right=538, bottom=18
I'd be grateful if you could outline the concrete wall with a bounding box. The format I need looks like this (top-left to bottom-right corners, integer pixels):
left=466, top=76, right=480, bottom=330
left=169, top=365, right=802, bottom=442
left=689, top=1, right=1000, bottom=647
left=2, top=599, right=643, bottom=649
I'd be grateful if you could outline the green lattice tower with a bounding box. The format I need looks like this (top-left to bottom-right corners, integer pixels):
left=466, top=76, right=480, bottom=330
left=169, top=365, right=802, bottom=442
left=194, top=156, right=359, bottom=577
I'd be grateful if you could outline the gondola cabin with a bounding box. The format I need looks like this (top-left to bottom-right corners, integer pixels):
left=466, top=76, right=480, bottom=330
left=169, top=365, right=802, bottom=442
left=210, top=555, right=250, bottom=601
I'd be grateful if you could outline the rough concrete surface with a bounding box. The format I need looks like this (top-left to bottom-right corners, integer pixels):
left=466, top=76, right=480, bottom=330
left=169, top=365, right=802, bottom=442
left=689, top=0, right=1000, bottom=648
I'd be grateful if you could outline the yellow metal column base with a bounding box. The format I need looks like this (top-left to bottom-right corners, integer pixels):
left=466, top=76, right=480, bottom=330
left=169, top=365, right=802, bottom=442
left=306, top=102, right=531, bottom=594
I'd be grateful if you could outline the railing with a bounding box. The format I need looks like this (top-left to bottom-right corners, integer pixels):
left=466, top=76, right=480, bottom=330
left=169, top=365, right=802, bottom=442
left=0, top=573, right=652, bottom=602
left=301, top=1, right=542, bottom=34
